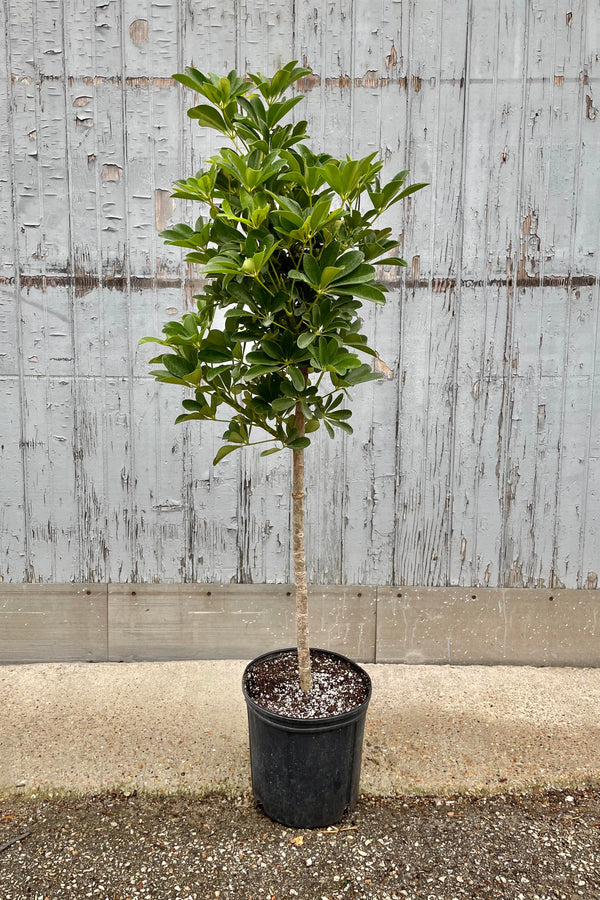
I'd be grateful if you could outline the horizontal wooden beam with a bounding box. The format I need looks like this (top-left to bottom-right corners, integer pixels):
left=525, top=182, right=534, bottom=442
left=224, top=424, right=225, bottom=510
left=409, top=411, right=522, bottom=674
left=107, top=584, right=376, bottom=663
left=0, top=585, right=598, bottom=667
left=0, top=584, right=107, bottom=663
left=376, top=588, right=600, bottom=666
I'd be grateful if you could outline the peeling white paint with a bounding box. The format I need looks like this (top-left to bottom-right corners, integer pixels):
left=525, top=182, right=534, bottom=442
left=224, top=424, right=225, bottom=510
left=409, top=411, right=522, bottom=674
left=0, top=0, right=598, bottom=587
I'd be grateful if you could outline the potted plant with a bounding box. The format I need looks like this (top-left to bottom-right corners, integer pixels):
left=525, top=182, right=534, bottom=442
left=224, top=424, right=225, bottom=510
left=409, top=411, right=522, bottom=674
left=141, top=60, right=425, bottom=827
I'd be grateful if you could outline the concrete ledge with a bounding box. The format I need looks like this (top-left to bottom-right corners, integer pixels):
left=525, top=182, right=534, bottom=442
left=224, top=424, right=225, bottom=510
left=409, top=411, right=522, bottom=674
left=108, top=584, right=376, bottom=662
left=0, top=584, right=599, bottom=666
left=0, top=584, right=107, bottom=663
left=376, top=587, right=600, bottom=666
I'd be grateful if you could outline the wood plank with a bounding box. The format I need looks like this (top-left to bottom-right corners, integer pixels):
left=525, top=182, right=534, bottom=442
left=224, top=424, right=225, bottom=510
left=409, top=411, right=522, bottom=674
left=229, top=5, right=298, bottom=584
left=293, top=1, right=356, bottom=586
left=107, top=584, right=376, bottom=662
left=102, top=375, right=137, bottom=582
left=295, top=0, right=355, bottom=158
left=236, top=445, right=293, bottom=585
left=21, top=374, right=79, bottom=581
left=342, top=32, right=391, bottom=585
left=0, top=584, right=107, bottom=663
left=0, top=377, right=26, bottom=581
left=376, top=586, right=600, bottom=665
left=6, top=0, right=44, bottom=276
left=130, top=375, right=187, bottom=582
left=238, top=0, right=294, bottom=72
left=73, top=375, right=109, bottom=582
left=450, top=283, right=509, bottom=586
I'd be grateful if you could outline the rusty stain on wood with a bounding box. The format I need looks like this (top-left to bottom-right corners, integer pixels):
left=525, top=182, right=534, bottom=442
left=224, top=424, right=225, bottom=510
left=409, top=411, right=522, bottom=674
left=374, top=355, right=394, bottom=379
left=129, top=19, right=149, bottom=44
left=1, top=273, right=598, bottom=294
left=585, top=94, right=597, bottom=120
left=410, top=256, right=420, bottom=283
left=297, top=73, right=322, bottom=92
left=100, top=164, right=123, bottom=182
left=154, top=189, right=175, bottom=232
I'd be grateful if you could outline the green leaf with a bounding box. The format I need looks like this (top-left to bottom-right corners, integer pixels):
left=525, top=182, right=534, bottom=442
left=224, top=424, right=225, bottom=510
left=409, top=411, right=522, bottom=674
left=213, top=444, right=242, bottom=465
left=162, top=354, right=196, bottom=379
left=246, top=364, right=281, bottom=378
left=173, top=68, right=208, bottom=93
left=289, top=367, right=306, bottom=391
left=333, top=283, right=387, bottom=304
left=271, top=397, right=297, bottom=412
left=205, top=364, right=232, bottom=382
left=175, top=412, right=205, bottom=424
left=376, top=256, right=408, bottom=267
left=260, top=446, right=283, bottom=457
left=395, top=182, right=429, bottom=201
left=187, top=104, right=228, bottom=132
left=333, top=420, right=353, bottom=434
left=288, top=270, right=312, bottom=286
left=297, top=331, right=316, bottom=349
left=246, top=351, right=276, bottom=365
left=320, top=266, right=343, bottom=288
left=302, top=254, right=321, bottom=286
left=182, top=398, right=208, bottom=412
left=182, top=313, right=199, bottom=335
left=150, top=373, right=188, bottom=385
left=287, top=437, right=311, bottom=450
left=334, top=250, right=364, bottom=278
left=139, top=335, right=170, bottom=346
left=266, top=94, right=304, bottom=127
left=331, top=263, right=377, bottom=286
left=260, top=339, right=284, bottom=360
left=342, top=363, right=382, bottom=385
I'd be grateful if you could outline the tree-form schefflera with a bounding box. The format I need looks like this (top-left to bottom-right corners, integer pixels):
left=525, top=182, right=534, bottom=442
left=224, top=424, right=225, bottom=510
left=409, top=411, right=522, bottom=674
left=141, top=61, right=426, bottom=692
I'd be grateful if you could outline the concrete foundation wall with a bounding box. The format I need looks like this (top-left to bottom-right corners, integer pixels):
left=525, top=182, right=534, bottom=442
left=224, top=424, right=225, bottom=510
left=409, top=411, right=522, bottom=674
left=1, top=584, right=599, bottom=667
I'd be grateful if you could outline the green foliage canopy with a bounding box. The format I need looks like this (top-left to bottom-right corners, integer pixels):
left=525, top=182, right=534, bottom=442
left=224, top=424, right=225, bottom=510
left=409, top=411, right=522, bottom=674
left=141, top=61, right=427, bottom=465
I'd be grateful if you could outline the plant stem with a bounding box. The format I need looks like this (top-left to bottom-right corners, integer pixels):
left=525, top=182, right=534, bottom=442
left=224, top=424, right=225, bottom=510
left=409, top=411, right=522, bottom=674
left=292, top=403, right=312, bottom=693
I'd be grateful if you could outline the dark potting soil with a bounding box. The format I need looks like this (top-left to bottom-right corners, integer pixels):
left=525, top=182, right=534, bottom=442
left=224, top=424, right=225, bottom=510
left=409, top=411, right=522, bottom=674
left=244, top=649, right=370, bottom=719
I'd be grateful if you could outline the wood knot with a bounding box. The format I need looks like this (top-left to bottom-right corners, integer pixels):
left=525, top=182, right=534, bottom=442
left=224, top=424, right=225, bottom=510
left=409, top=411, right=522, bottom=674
left=291, top=491, right=306, bottom=499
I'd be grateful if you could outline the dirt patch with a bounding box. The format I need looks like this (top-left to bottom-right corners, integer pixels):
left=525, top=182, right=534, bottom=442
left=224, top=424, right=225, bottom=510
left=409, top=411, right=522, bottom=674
left=1, top=788, right=599, bottom=899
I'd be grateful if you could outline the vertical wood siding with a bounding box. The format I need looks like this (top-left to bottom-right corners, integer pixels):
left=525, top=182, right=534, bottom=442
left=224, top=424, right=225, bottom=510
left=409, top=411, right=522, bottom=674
left=0, top=0, right=598, bottom=588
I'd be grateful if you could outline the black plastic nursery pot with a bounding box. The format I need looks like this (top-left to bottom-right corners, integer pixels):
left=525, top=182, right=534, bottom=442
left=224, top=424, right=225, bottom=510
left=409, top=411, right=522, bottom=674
left=242, top=647, right=372, bottom=829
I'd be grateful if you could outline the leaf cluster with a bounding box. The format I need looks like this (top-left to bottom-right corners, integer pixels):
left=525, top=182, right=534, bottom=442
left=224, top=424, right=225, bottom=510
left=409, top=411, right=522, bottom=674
left=141, top=61, right=427, bottom=464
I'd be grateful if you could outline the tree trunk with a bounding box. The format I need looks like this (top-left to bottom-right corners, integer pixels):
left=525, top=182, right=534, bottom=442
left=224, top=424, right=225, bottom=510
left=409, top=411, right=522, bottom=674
left=293, top=405, right=312, bottom=693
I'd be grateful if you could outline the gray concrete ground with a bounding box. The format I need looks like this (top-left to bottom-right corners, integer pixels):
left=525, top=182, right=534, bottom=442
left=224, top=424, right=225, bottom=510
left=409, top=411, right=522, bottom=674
left=1, top=660, right=599, bottom=797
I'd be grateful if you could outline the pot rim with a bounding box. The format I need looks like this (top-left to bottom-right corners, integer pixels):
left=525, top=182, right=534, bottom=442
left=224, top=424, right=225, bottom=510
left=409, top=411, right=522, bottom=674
left=242, top=646, right=372, bottom=729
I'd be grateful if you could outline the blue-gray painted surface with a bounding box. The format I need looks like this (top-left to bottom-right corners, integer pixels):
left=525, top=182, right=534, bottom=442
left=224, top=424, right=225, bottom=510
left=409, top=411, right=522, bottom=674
left=0, top=1, right=598, bottom=588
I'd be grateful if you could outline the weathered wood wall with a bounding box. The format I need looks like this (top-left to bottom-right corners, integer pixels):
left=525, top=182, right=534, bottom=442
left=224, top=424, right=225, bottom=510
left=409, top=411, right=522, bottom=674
left=1, top=0, right=598, bottom=588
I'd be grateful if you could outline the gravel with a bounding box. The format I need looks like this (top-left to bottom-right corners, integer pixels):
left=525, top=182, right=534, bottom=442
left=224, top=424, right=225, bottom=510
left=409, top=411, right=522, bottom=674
left=1, top=787, right=599, bottom=899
